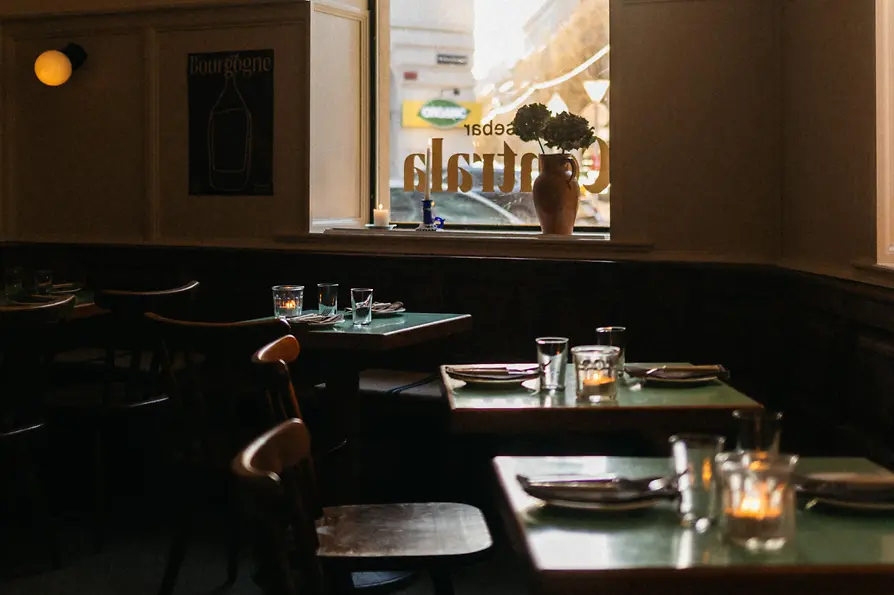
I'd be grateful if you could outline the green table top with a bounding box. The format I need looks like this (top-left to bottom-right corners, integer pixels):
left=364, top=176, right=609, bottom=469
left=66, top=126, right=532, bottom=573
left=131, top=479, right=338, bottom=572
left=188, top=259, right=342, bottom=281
left=495, top=456, right=894, bottom=581
left=443, top=363, right=761, bottom=435
left=284, top=312, right=472, bottom=352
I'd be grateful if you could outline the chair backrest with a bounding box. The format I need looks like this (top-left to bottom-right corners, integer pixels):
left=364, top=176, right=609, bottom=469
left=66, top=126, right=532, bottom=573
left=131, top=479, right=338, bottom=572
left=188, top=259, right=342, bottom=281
left=0, top=295, right=76, bottom=431
left=232, top=419, right=325, bottom=595
left=0, top=294, right=75, bottom=327
left=252, top=335, right=303, bottom=422
left=94, top=280, right=200, bottom=319
left=146, top=313, right=293, bottom=466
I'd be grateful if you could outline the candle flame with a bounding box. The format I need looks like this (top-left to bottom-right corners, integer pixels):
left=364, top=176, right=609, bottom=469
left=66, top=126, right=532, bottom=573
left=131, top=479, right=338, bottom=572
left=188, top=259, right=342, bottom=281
left=378, top=203, right=383, bottom=210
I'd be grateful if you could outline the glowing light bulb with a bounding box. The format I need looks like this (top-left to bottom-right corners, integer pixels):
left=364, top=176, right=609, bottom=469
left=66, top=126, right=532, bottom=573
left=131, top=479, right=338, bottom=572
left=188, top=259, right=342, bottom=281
left=35, top=50, right=72, bottom=86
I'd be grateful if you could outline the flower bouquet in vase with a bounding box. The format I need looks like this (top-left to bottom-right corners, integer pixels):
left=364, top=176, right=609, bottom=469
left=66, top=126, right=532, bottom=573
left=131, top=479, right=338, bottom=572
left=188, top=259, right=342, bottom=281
left=511, top=104, right=596, bottom=234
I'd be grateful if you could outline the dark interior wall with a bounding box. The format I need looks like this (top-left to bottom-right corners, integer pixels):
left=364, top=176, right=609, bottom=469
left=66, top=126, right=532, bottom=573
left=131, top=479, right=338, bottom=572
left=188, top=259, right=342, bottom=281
left=12, top=242, right=894, bottom=463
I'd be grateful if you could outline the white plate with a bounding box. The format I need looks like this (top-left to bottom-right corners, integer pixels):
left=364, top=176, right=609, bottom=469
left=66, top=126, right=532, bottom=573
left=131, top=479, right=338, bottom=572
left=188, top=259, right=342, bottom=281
left=365, top=224, right=397, bottom=230
left=446, top=365, right=540, bottom=386
left=807, top=472, right=894, bottom=486
left=538, top=497, right=663, bottom=512
left=645, top=376, right=719, bottom=387
left=373, top=308, right=406, bottom=317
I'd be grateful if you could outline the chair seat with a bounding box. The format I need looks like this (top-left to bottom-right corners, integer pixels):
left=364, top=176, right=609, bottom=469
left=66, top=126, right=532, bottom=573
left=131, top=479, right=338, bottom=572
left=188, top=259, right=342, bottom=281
left=316, top=502, right=492, bottom=567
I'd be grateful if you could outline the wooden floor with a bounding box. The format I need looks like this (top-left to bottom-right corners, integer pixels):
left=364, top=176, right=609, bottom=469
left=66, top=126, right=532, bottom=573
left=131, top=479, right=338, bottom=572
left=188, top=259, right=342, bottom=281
left=0, top=511, right=526, bottom=595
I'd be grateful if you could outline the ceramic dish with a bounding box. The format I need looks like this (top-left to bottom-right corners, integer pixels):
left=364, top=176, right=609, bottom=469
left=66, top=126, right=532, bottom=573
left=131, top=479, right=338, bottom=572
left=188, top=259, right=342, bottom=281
left=365, top=224, right=397, bottom=231
left=643, top=376, right=720, bottom=387
left=534, top=498, right=663, bottom=512
left=445, top=365, right=540, bottom=386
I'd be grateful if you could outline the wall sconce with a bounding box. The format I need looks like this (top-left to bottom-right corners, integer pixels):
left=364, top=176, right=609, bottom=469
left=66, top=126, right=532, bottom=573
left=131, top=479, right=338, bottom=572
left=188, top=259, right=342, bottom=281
left=34, top=43, right=88, bottom=86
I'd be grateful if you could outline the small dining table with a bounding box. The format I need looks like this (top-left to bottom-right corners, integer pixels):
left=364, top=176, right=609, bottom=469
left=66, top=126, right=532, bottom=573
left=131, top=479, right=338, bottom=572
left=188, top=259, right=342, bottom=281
left=442, top=363, right=761, bottom=438
left=494, top=455, right=894, bottom=595
left=285, top=312, right=473, bottom=504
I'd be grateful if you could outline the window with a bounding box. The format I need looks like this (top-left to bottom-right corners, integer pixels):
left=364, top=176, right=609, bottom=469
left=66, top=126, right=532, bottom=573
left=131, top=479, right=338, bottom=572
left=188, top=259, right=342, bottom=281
left=383, top=0, right=610, bottom=230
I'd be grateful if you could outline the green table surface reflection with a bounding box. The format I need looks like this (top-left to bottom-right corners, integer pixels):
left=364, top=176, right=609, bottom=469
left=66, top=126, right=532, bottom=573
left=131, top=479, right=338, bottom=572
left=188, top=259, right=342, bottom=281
left=282, top=312, right=471, bottom=351
left=495, top=456, right=894, bottom=595
left=443, top=363, right=761, bottom=435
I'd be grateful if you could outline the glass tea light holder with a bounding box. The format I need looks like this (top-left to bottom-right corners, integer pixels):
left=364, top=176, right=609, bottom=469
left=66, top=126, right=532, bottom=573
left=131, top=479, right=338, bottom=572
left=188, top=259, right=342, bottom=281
left=272, top=285, right=304, bottom=318
left=717, top=451, right=799, bottom=552
left=571, top=345, right=621, bottom=403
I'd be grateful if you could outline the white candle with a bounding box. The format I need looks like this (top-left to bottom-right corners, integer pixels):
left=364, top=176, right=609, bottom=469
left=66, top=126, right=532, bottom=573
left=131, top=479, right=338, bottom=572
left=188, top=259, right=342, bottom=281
left=425, top=139, right=432, bottom=201
left=373, top=203, right=390, bottom=227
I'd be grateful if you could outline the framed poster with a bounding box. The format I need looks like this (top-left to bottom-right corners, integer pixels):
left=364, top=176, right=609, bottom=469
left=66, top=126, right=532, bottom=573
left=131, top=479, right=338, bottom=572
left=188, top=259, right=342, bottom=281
left=187, top=49, right=274, bottom=196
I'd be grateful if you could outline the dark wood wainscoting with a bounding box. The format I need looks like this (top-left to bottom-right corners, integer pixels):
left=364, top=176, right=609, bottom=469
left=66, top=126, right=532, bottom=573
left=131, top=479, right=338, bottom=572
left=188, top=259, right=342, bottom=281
left=4, top=242, right=894, bottom=465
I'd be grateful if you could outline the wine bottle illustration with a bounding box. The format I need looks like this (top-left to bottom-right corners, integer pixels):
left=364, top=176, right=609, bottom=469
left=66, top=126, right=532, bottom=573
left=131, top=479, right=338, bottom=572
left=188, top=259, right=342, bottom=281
left=208, top=71, right=252, bottom=192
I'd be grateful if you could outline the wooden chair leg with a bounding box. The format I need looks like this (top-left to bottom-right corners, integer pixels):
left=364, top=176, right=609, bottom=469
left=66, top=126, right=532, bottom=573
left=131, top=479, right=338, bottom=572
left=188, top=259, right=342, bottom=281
left=430, top=568, right=455, bottom=595
left=93, top=421, right=105, bottom=553
left=226, top=487, right=241, bottom=585
left=158, top=486, right=195, bottom=595
left=29, top=439, right=61, bottom=569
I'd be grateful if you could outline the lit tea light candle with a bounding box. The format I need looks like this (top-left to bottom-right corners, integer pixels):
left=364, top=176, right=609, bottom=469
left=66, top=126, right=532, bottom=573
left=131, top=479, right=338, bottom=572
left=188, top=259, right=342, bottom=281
left=373, top=203, right=390, bottom=227
left=579, top=370, right=616, bottom=400
left=282, top=299, right=298, bottom=312
left=724, top=483, right=788, bottom=550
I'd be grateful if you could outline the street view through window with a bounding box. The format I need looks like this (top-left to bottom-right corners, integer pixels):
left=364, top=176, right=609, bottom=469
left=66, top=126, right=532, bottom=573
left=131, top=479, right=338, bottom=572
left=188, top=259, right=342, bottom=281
left=388, top=0, right=610, bottom=228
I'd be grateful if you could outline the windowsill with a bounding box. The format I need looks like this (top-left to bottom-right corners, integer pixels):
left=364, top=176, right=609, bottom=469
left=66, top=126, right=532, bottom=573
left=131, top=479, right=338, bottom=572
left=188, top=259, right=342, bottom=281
left=852, top=259, right=894, bottom=276
left=273, top=228, right=652, bottom=260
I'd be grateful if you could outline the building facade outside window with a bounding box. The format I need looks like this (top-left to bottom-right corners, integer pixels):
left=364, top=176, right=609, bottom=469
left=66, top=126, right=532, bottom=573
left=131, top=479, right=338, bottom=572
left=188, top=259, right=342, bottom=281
left=386, top=0, right=610, bottom=230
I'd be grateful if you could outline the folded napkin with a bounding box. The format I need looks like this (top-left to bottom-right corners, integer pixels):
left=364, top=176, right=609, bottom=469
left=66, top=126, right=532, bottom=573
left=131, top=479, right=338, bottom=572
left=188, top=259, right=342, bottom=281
left=626, top=364, right=729, bottom=381
left=288, top=313, right=344, bottom=325
left=372, top=301, right=404, bottom=313
left=517, top=474, right=677, bottom=503
left=797, top=473, right=894, bottom=503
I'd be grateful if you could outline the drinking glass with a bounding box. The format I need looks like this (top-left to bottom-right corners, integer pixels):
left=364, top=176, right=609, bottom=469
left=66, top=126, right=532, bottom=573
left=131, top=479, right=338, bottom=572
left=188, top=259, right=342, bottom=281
left=351, top=288, right=374, bottom=326
left=670, top=434, right=726, bottom=530
left=733, top=410, right=783, bottom=455
left=35, top=269, right=53, bottom=295
left=717, top=451, right=798, bottom=552
left=318, top=283, right=339, bottom=315
left=272, top=285, right=304, bottom=318
left=535, top=337, right=569, bottom=391
left=4, top=266, right=23, bottom=299
left=596, top=326, right=627, bottom=380
left=571, top=345, right=621, bottom=403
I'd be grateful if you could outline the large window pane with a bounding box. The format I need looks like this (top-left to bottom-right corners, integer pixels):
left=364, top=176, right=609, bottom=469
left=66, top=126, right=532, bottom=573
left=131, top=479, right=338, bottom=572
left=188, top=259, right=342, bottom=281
left=388, top=0, right=610, bottom=228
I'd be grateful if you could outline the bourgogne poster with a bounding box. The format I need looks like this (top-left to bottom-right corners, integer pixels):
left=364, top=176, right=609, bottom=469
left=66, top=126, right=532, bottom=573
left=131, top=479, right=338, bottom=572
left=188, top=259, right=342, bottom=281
left=187, top=49, right=274, bottom=196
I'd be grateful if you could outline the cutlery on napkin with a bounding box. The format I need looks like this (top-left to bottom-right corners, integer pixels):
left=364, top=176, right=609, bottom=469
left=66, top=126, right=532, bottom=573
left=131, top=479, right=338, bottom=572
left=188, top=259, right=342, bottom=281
left=288, top=313, right=343, bottom=325
left=796, top=473, right=894, bottom=502
left=445, top=364, right=540, bottom=379
left=625, top=364, right=729, bottom=380
left=372, top=301, right=404, bottom=313
left=517, top=474, right=677, bottom=502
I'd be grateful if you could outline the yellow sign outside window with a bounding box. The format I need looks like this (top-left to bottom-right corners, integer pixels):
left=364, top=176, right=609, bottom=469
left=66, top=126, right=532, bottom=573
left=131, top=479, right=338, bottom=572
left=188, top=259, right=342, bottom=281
left=402, top=99, right=482, bottom=129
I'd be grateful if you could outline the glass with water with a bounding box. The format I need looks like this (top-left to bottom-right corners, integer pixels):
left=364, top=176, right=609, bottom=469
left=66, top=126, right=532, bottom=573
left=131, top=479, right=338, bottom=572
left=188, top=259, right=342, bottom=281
left=535, top=337, right=569, bottom=391
left=318, top=283, right=339, bottom=315
left=670, top=434, right=726, bottom=530
left=351, top=288, right=374, bottom=326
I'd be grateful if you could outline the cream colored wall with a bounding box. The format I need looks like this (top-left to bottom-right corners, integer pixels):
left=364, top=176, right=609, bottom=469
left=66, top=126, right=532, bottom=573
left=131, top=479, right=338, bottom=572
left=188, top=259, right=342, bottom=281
left=781, top=0, right=879, bottom=280
left=609, top=0, right=782, bottom=262
left=0, top=1, right=311, bottom=244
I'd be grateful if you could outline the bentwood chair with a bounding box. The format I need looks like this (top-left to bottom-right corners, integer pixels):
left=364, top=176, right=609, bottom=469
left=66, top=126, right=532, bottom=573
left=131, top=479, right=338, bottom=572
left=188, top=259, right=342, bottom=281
left=252, top=335, right=348, bottom=504
left=146, top=313, right=292, bottom=595
left=0, top=295, right=76, bottom=568
left=61, top=281, right=201, bottom=552
left=233, top=418, right=492, bottom=595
